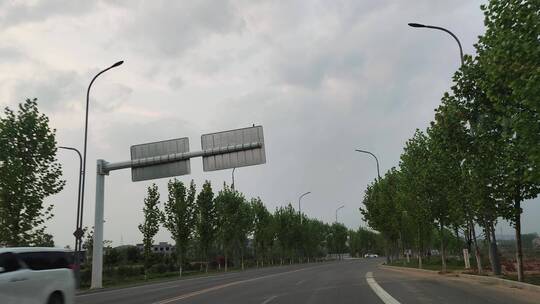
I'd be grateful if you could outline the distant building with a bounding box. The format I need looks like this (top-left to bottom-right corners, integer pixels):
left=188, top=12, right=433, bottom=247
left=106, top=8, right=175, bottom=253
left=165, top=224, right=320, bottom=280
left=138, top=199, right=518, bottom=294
left=533, top=237, right=540, bottom=249
left=136, top=242, right=175, bottom=254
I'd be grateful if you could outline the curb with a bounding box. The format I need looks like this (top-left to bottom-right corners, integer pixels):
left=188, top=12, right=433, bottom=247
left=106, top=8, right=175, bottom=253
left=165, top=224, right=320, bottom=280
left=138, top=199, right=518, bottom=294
left=379, top=265, right=540, bottom=293
left=379, top=264, right=438, bottom=275
left=459, top=273, right=540, bottom=293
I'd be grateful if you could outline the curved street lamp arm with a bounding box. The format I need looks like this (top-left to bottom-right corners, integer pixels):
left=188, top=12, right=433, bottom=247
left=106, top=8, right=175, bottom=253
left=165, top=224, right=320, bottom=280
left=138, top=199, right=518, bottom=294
left=408, top=23, right=464, bottom=66
left=423, top=25, right=464, bottom=66
left=355, top=149, right=381, bottom=180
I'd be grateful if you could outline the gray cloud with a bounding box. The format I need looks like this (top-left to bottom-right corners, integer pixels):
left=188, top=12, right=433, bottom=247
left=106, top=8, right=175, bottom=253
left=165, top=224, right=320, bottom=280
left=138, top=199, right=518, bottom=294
left=12, top=69, right=83, bottom=111
left=113, top=0, right=244, bottom=58
left=0, top=0, right=93, bottom=28
left=3, top=0, right=539, bottom=249
left=0, top=46, right=24, bottom=61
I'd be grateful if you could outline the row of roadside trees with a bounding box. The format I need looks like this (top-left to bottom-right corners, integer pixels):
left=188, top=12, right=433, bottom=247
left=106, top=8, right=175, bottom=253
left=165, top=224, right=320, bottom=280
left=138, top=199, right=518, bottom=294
left=138, top=179, right=384, bottom=278
left=361, top=0, right=539, bottom=282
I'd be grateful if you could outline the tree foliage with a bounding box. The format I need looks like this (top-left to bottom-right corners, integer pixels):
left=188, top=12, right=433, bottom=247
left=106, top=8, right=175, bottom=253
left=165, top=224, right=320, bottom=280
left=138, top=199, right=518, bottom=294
left=162, top=179, right=196, bottom=277
left=138, top=184, right=161, bottom=275
left=360, top=0, right=539, bottom=280
left=195, top=181, right=216, bottom=272
left=0, top=98, right=64, bottom=246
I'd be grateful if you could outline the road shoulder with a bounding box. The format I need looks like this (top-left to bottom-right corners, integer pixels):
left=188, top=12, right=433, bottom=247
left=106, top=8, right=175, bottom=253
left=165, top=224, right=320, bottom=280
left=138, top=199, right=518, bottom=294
left=379, top=264, right=540, bottom=303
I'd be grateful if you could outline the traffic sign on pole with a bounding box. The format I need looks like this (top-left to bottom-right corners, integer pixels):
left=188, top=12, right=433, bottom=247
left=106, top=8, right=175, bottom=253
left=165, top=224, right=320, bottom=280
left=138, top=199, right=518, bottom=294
left=130, top=137, right=190, bottom=182
left=201, top=126, right=266, bottom=171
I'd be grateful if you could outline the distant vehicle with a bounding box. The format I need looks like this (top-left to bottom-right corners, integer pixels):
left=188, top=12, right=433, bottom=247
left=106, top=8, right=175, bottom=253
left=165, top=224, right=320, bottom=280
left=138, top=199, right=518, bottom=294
left=0, top=247, right=75, bottom=304
left=364, top=253, right=379, bottom=258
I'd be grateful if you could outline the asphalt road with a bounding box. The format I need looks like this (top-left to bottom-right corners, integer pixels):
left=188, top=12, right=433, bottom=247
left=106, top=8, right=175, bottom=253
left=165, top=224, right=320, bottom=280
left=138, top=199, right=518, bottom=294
left=76, top=259, right=539, bottom=304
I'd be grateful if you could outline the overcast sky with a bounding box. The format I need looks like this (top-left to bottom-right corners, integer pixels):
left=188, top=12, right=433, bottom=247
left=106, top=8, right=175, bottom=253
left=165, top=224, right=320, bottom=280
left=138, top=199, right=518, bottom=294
left=1, top=0, right=538, bottom=248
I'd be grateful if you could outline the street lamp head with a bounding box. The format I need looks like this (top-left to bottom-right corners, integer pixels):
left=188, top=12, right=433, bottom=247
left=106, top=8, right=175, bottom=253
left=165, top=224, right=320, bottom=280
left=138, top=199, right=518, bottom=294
left=111, top=60, right=124, bottom=68
left=408, top=22, right=426, bottom=28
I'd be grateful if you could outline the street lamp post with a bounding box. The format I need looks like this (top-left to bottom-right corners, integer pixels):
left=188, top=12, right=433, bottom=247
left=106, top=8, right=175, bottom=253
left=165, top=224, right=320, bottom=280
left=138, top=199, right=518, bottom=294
left=81, top=61, right=123, bottom=290
left=58, top=146, right=83, bottom=287
left=335, top=205, right=344, bottom=223
left=407, top=23, right=464, bottom=65
left=408, top=22, right=481, bottom=272
left=298, top=191, right=311, bottom=224
left=355, top=149, right=381, bottom=180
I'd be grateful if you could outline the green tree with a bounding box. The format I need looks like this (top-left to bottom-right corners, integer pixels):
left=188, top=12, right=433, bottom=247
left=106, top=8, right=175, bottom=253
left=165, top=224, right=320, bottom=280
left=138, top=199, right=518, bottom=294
left=195, top=181, right=216, bottom=273
left=0, top=98, right=65, bottom=246
left=274, top=204, right=300, bottom=264
left=399, top=130, right=434, bottom=268
left=33, top=233, right=55, bottom=247
left=302, top=218, right=327, bottom=261
left=251, top=198, right=274, bottom=266
left=162, top=179, right=197, bottom=277
left=138, top=184, right=161, bottom=278
left=473, top=0, right=540, bottom=282
left=361, top=169, right=402, bottom=263
left=215, top=185, right=252, bottom=271
left=452, top=55, right=505, bottom=275
left=237, top=198, right=253, bottom=270
left=329, top=223, right=348, bottom=259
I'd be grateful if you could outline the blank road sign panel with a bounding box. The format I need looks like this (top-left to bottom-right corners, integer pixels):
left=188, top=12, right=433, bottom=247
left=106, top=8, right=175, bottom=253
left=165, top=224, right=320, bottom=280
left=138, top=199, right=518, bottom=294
left=131, top=137, right=190, bottom=182
left=202, top=126, right=266, bottom=171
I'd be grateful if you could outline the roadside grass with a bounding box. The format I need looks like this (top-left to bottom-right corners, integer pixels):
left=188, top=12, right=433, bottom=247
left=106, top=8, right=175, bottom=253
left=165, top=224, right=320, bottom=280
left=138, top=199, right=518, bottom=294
left=78, top=260, right=334, bottom=291
left=502, top=274, right=540, bottom=286
left=387, top=257, right=469, bottom=272
left=79, top=267, right=244, bottom=290
left=386, top=258, right=540, bottom=286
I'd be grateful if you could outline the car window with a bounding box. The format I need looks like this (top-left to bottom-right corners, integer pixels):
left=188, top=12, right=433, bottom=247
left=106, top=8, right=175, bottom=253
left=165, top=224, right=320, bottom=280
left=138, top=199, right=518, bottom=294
left=0, top=252, right=21, bottom=273
left=18, top=252, right=70, bottom=270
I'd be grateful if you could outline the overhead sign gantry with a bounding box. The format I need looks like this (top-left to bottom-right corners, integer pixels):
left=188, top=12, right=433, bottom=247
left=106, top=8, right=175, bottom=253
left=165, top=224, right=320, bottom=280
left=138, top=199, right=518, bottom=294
left=90, top=125, right=266, bottom=289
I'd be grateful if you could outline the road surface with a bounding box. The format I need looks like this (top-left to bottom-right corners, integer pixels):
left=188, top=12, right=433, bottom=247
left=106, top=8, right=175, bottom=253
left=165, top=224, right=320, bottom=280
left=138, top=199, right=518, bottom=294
left=76, top=259, right=539, bottom=304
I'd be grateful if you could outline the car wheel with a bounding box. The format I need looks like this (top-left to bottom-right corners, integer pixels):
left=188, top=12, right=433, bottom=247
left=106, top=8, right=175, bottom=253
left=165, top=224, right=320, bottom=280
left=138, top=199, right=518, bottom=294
left=47, top=292, right=64, bottom=304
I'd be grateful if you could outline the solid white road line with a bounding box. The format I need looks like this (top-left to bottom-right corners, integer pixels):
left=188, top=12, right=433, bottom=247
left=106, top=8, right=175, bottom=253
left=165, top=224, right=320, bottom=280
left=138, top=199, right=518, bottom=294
left=365, top=272, right=401, bottom=304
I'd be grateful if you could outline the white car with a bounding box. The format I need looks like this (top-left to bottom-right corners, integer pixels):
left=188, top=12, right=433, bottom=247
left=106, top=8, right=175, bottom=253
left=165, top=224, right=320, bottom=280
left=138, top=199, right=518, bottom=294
left=0, top=247, right=75, bottom=304
left=364, top=253, right=379, bottom=258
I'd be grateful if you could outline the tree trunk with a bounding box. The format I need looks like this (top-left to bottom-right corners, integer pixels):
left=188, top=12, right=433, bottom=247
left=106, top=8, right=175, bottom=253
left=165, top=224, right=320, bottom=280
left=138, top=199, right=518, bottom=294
left=204, top=248, right=208, bottom=273
left=454, top=226, right=460, bottom=259
left=471, top=222, right=482, bottom=274
left=487, top=222, right=501, bottom=275
left=515, top=198, right=524, bottom=282
left=465, top=226, right=472, bottom=253
left=385, top=240, right=391, bottom=264
left=417, top=227, right=423, bottom=269
left=225, top=253, right=228, bottom=272
left=440, top=222, right=447, bottom=273
left=178, top=251, right=182, bottom=278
